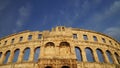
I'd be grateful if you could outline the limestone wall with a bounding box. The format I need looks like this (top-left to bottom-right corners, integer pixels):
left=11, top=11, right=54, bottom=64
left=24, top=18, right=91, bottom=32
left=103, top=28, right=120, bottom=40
left=0, top=26, right=119, bottom=68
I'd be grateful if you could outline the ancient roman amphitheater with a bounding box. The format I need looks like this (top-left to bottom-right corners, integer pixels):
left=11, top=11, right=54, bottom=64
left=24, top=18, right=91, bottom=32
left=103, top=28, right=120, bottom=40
left=0, top=26, right=120, bottom=68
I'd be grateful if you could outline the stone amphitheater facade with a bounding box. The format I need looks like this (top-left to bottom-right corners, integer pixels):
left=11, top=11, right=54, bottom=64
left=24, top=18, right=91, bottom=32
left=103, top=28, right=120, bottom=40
left=0, top=26, right=120, bottom=68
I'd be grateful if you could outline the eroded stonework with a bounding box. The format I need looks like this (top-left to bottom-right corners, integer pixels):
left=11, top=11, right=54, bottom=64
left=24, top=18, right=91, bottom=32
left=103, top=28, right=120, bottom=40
left=0, top=26, right=120, bottom=68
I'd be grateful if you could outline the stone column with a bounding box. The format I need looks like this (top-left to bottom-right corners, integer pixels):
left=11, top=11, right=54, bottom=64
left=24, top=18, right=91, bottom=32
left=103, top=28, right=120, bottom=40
left=111, top=51, right=118, bottom=64
left=29, top=47, right=34, bottom=62
left=39, top=46, right=44, bottom=58
left=70, top=45, right=76, bottom=59
left=81, top=47, right=87, bottom=62
left=8, top=50, right=14, bottom=63
left=0, top=52, right=5, bottom=64
left=103, top=50, right=110, bottom=63
left=97, top=36, right=102, bottom=43
left=17, top=49, right=24, bottom=63
left=55, top=42, right=59, bottom=57
left=92, top=48, right=99, bottom=62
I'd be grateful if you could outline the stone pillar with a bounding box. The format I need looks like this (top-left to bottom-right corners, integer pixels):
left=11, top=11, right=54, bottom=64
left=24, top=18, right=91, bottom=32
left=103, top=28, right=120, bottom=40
left=0, top=52, right=5, bottom=64
left=88, top=34, right=93, bottom=42
left=55, top=46, right=59, bottom=56
left=92, top=48, right=99, bottom=62
left=8, top=50, right=14, bottom=63
left=103, top=50, right=110, bottom=63
left=29, top=47, right=34, bottom=62
left=111, top=51, right=118, bottom=64
left=71, top=45, right=76, bottom=59
left=55, top=42, right=59, bottom=57
left=81, top=47, right=87, bottom=62
left=39, top=46, right=44, bottom=58
left=17, top=49, right=24, bottom=63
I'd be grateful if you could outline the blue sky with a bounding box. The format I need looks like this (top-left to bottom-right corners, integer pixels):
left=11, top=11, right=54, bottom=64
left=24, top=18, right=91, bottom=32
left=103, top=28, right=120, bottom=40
left=0, top=0, right=120, bottom=41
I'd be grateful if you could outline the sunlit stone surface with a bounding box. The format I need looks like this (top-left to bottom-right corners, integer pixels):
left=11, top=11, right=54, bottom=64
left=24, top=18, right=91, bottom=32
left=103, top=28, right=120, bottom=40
left=0, top=26, right=120, bottom=68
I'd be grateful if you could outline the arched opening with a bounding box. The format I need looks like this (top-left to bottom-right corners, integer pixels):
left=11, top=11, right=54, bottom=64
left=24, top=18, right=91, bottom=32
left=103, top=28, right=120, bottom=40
left=3, top=50, right=10, bottom=64
left=45, top=42, right=55, bottom=47
left=96, top=48, right=105, bottom=63
left=23, top=47, right=30, bottom=61
left=59, top=42, right=70, bottom=56
left=60, top=42, right=70, bottom=46
left=13, top=49, right=20, bottom=62
left=75, top=47, right=82, bottom=61
left=45, top=66, right=52, bottom=68
left=45, top=42, right=55, bottom=56
left=62, top=66, right=70, bottom=68
left=34, top=47, right=40, bottom=62
left=106, top=50, right=113, bottom=63
left=85, top=47, right=95, bottom=62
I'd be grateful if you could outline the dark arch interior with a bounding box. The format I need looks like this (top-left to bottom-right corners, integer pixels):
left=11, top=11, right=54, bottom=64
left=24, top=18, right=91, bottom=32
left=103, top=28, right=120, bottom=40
left=45, top=66, right=52, bottom=68
left=62, top=66, right=70, bottom=68
left=45, top=42, right=55, bottom=47
left=60, top=42, right=70, bottom=47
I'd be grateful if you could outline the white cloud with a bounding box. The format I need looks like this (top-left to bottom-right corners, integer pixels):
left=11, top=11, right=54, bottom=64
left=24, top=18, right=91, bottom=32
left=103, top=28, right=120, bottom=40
left=12, top=3, right=32, bottom=32
left=104, top=27, right=120, bottom=41
left=16, top=20, right=24, bottom=27
left=108, top=0, right=120, bottom=15
left=56, top=0, right=102, bottom=26
left=16, top=3, right=32, bottom=27
left=86, top=0, right=120, bottom=23
left=19, top=5, right=31, bottom=17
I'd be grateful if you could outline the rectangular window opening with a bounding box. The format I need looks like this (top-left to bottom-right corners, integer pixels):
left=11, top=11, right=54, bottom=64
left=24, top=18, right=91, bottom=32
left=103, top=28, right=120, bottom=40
left=109, top=40, right=112, bottom=45
left=102, top=38, right=106, bottom=43
left=19, top=37, right=23, bottom=42
left=11, top=38, right=15, bottom=44
left=73, top=34, right=78, bottom=39
left=4, top=41, right=7, bottom=45
left=28, top=35, right=32, bottom=40
left=83, top=35, right=88, bottom=40
left=38, top=34, right=42, bottom=39
left=93, top=36, right=98, bottom=41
